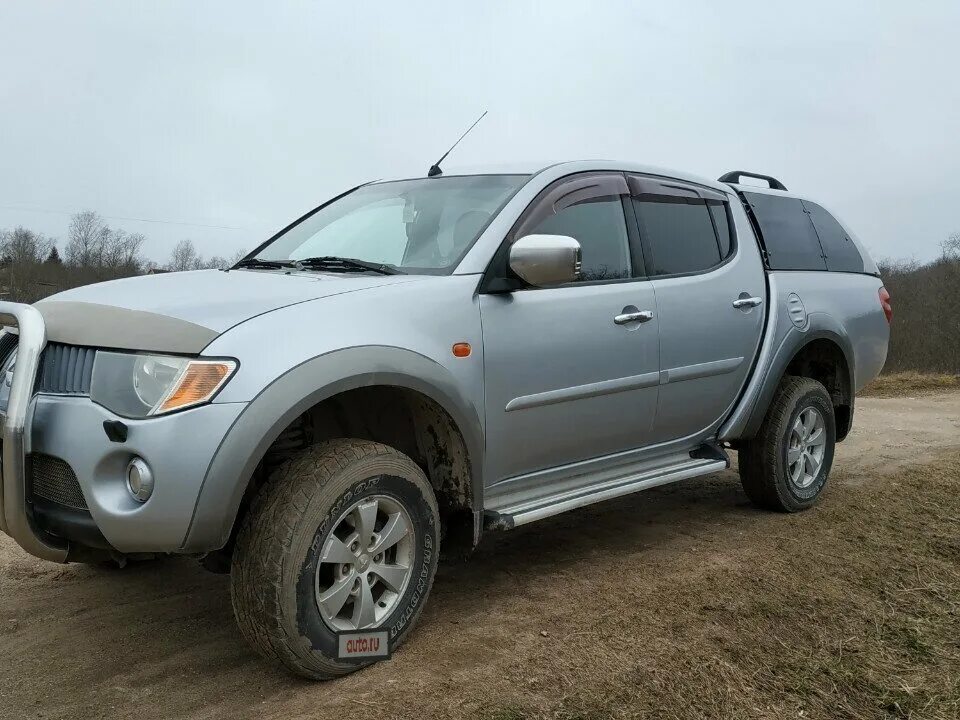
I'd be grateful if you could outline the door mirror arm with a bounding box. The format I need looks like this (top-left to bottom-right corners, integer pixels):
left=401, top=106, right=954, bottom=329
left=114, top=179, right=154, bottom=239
left=484, top=275, right=526, bottom=294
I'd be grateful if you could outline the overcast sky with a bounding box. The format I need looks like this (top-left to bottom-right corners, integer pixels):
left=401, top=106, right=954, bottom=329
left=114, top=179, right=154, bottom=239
left=1, top=1, right=957, bottom=264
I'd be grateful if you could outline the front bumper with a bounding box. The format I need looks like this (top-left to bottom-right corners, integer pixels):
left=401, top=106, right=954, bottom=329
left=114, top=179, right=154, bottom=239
left=0, top=302, right=246, bottom=560
left=31, top=396, right=244, bottom=554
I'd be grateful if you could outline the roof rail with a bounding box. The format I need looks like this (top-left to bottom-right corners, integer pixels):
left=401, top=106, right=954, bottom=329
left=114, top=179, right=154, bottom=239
left=717, top=170, right=787, bottom=191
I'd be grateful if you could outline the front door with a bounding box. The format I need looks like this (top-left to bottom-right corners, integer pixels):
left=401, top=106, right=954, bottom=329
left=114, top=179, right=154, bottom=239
left=480, top=173, right=660, bottom=484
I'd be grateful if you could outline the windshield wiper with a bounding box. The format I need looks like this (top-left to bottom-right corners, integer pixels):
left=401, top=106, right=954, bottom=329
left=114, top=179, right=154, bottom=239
left=234, top=257, right=298, bottom=270
left=294, top=256, right=402, bottom=276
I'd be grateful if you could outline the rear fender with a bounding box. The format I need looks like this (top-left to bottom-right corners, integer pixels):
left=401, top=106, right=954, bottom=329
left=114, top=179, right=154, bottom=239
left=721, top=313, right=855, bottom=441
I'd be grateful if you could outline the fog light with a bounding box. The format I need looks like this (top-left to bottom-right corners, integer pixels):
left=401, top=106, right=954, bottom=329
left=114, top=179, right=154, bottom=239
left=126, top=457, right=154, bottom=503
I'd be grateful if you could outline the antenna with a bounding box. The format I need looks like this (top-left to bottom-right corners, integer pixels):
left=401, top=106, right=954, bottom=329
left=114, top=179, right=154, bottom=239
left=427, top=110, right=487, bottom=177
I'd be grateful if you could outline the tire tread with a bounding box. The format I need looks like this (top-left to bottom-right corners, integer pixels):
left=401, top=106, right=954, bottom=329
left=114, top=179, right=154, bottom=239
left=230, top=438, right=437, bottom=679
left=739, top=376, right=834, bottom=512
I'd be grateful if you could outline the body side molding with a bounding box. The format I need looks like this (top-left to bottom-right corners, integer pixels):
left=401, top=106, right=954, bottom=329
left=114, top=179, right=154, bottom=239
left=658, top=356, right=744, bottom=385
left=504, top=356, right=744, bottom=414
left=504, top=370, right=660, bottom=412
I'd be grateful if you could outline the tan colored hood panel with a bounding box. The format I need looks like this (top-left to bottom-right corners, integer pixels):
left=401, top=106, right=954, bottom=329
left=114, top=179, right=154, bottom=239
left=35, top=301, right=218, bottom=354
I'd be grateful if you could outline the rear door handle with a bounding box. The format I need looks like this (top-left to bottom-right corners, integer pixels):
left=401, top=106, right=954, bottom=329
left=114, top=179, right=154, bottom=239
left=614, top=310, right=654, bottom=325
left=732, top=296, right=763, bottom=309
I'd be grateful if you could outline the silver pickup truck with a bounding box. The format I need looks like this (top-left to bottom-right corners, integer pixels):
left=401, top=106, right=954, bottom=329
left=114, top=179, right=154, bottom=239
left=0, top=161, right=889, bottom=678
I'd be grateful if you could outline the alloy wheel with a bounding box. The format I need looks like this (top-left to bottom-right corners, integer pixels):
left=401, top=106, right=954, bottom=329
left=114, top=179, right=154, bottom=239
left=787, top=407, right=826, bottom=489
left=314, top=494, right=415, bottom=631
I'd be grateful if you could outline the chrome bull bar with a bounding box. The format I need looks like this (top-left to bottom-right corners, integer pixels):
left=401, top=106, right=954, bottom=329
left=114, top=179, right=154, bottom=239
left=0, top=302, right=68, bottom=562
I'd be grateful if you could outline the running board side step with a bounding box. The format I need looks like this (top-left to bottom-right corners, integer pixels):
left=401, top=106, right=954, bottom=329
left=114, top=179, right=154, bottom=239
left=484, top=448, right=729, bottom=530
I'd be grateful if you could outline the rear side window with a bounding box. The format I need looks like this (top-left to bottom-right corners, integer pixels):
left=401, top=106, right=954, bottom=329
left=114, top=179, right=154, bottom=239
left=803, top=201, right=864, bottom=273
left=633, top=199, right=724, bottom=276
left=709, top=204, right=731, bottom=258
left=743, top=192, right=826, bottom=271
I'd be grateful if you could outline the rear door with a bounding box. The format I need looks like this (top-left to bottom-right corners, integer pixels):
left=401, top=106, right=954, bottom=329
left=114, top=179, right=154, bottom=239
left=628, top=175, right=766, bottom=442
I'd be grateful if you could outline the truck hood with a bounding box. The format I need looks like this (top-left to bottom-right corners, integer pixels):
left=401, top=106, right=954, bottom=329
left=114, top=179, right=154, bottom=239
left=35, top=269, right=418, bottom=354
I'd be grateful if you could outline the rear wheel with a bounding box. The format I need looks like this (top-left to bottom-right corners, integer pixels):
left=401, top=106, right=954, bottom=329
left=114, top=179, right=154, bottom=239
left=739, top=376, right=836, bottom=512
left=230, top=439, right=440, bottom=679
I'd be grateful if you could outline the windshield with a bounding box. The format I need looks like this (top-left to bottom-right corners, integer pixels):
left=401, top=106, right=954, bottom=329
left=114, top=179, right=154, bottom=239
left=253, top=174, right=528, bottom=273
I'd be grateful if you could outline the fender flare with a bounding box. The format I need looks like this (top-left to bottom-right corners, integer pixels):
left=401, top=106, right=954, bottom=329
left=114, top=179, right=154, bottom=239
left=735, top=314, right=855, bottom=440
left=180, top=346, right=484, bottom=552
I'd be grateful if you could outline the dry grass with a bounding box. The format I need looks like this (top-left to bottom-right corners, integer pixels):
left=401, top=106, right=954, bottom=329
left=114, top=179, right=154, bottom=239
left=476, top=452, right=960, bottom=720
left=4, top=402, right=960, bottom=720
left=860, top=372, right=960, bottom=398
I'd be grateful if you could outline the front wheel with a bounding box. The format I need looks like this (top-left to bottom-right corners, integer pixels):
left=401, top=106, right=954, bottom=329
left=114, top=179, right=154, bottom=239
left=230, top=439, right=440, bottom=679
left=738, top=376, right=836, bottom=512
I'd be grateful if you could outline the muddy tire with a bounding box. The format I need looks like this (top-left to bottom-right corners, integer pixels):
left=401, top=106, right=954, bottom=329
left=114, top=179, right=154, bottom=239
left=738, top=376, right=836, bottom=512
left=230, top=439, right=440, bottom=680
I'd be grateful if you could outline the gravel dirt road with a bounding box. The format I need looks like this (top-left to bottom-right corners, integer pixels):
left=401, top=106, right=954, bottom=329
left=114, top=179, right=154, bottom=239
left=2, top=392, right=959, bottom=720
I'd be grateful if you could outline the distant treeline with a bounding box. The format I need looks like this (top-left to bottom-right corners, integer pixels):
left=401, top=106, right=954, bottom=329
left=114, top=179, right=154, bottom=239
left=1, top=212, right=957, bottom=376
left=0, top=210, right=244, bottom=303
left=878, top=234, right=960, bottom=375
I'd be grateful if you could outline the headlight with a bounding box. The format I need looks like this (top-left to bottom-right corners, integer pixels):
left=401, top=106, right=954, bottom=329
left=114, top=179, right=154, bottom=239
left=91, top=351, right=237, bottom=418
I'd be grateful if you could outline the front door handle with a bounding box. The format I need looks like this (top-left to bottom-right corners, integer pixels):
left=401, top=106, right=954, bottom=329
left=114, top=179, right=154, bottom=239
left=614, top=310, right=654, bottom=325
left=732, top=296, right=763, bottom=309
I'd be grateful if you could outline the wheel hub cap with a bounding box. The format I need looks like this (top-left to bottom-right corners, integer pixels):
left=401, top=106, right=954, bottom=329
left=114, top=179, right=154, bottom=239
left=314, top=494, right=415, bottom=632
left=787, top=407, right=826, bottom=489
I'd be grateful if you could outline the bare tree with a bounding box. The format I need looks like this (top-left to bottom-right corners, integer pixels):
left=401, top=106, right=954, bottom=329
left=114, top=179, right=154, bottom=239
left=65, top=211, right=109, bottom=267
left=0, top=212, right=149, bottom=302
left=880, top=235, right=960, bottom=374
left=120, top=232, right=146, bottom=271
left=64, top=211, right=148, bottom=276
left=98, top=229, right=145, bottom=272
left=168, top=242, right=247, bottom=271
left=202, top=249, right=246, bottom=270
left=942, top=232, right=960, bottom=260
left=2, top=226, right=52, bottom=266
left=0, top=227, right=56, bottom=301
left=168, top=239, right=202, bottom=271
left=203, top=255, right=229, bottom=270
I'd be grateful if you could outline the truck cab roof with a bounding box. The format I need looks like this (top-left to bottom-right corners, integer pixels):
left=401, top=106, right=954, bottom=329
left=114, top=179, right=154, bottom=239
left=378, top=159, right=734, bottom=196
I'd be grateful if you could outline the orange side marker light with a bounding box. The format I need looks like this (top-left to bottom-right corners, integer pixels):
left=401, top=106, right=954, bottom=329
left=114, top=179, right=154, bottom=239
left=452, top=342, right=472, bottom=358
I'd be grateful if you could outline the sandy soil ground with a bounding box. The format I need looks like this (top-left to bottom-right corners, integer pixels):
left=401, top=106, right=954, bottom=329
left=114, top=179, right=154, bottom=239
left=1, top=392, right=959, bottom=720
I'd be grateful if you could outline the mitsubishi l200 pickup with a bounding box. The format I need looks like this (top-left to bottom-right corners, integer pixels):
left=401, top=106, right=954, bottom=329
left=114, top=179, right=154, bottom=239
left=0, top=161, right=890, bottom=678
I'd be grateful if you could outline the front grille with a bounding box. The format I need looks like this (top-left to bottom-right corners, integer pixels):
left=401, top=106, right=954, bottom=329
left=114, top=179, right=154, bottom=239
left=29, top=454, right=88, bottom=510
left=0, top=336, right=97, bottom=399
left=36, top=343, right=96, bottom=395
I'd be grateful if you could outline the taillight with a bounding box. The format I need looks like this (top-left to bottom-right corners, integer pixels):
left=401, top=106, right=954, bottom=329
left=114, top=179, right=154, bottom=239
left=878, top=287, right=892, bottom=324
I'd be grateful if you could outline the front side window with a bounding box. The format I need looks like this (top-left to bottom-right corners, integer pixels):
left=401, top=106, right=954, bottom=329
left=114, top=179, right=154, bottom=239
left=256, top=175, right=528, bottom=273
left=635, top=199, right=724, bottom=276
left=522, top=196, right=632, bottom=282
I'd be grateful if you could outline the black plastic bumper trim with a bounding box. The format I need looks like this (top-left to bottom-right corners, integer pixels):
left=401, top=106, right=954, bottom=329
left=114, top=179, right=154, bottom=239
left=31, top=497, right=111, bottom=550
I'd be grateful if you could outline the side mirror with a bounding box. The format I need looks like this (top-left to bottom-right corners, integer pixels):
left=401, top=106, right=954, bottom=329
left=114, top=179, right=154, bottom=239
left=508, top=234, right=582, bottom=287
